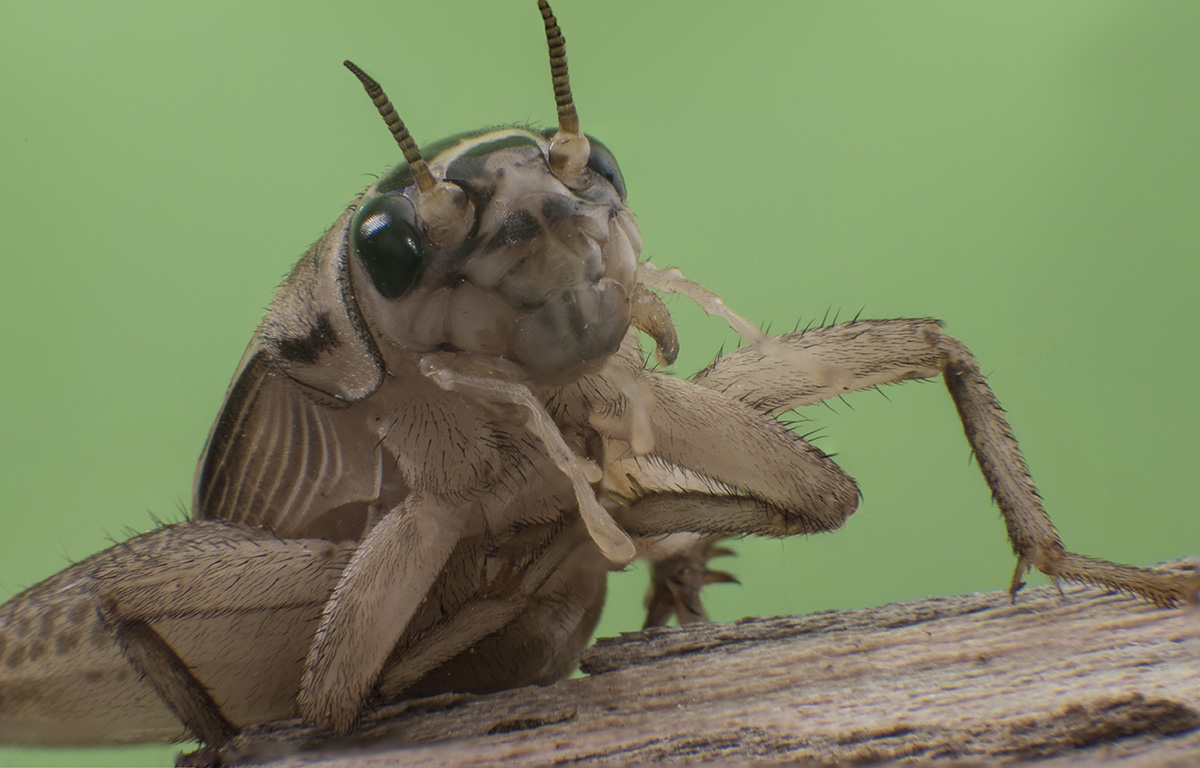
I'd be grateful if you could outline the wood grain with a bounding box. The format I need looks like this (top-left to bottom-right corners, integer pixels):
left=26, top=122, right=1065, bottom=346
left=215, top=579, right=1200, bottom=767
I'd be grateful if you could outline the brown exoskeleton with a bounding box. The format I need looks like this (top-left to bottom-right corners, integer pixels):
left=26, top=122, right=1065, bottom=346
left=0, top=1, right=1194, bottom=760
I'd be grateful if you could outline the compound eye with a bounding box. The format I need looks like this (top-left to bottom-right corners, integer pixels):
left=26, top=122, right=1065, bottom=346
left=351, top=194, right=425, bottom=299
left=586, top=138, right=626, bottom=201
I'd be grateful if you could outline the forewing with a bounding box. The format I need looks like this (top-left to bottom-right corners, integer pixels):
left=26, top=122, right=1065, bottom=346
left=193, top=346, right=384, bottom=537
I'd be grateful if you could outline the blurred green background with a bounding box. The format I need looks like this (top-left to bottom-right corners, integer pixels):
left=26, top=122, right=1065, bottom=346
left=2, top=1, right=1198, bottom=765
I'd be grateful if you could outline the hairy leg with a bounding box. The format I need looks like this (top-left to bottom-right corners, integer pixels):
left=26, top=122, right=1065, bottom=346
left=634, top=319, right=1190, bottom=614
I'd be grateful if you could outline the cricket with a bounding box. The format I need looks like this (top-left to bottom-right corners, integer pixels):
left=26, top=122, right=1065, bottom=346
left=0, top=2, right=1194, bottom=764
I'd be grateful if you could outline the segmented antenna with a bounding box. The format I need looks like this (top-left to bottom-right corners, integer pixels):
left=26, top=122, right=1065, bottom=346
left=343, top=60, right=436, bottom=194
left=538, top=0, right=590, bottom=181
left=539, top=0, right=579, bottom=136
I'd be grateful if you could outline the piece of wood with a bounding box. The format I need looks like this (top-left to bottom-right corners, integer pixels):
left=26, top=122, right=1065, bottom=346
left=218, top=580, right=1200, bottom=767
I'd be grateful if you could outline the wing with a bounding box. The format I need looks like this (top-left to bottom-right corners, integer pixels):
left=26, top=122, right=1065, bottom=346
left=194, top=217, right=398, bottom=537
left=193, top=344, right=385, bottom=538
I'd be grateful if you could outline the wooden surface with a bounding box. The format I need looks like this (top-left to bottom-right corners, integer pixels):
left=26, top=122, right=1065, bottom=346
left=218, top=580, right=1200, bottom=767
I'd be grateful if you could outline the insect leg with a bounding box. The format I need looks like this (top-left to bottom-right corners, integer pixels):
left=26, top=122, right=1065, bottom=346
left=692, top=318, right=1192, bottom=607
left=594, top=371, right=862, bottom=532
left=0, top=522, right=349, bottom=745
left=592, top=365, right=861, bottom=627
left=97, top=598, right=236, bottom=748
left=640, top=533, right=736, bottom=628
left=376, top=519, right=604, bottom=700
left=95, top=522, right=351, bottom=745
left=421, top=355, right=637, bottom=564
left=221, top=521, right=607, bottom=761
left=298, top=498, right=467, bottom=732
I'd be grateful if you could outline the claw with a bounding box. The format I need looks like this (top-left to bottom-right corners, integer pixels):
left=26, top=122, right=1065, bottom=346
left=642, top=535, right=738, bottom=628
left=704, top=569, right=739, bottom=586
left=1008, top=558, right=1030, bottom=603
left=1013, top=549, right=1194, bottom=609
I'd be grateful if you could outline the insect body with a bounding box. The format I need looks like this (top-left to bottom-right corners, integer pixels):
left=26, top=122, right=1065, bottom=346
left=0, top=0, right=1193, bottom=756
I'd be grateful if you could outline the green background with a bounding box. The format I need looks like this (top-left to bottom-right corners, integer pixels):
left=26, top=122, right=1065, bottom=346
left=2, top=1, right=1198, bottom=765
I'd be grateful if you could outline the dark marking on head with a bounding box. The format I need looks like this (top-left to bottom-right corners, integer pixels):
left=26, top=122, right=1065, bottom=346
left=491, top=210, right=542, bottom=248
left=377, top=133, right=472, bottom=195
left=277, top=313, right=340, bottom=365
left=465, top=133, right=540, bottom=158
left=443, top=154, right=487, bottom=186
left=540, top=195, right=579, bottom=224
left=377, top=164, right=416, bottom=196
left=446, top=133, right=540, bottom=182
left=378, top=131, right=541, bottom=194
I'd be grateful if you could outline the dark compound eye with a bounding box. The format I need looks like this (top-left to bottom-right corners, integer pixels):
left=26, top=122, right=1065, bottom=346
left=586, top=138, right=626, bottom=201
left=351, top=194, right=425, bottom=299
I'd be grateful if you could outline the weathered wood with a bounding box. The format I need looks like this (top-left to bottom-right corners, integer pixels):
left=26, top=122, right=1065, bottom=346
left=219, top=579, right=1200, bottom=767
